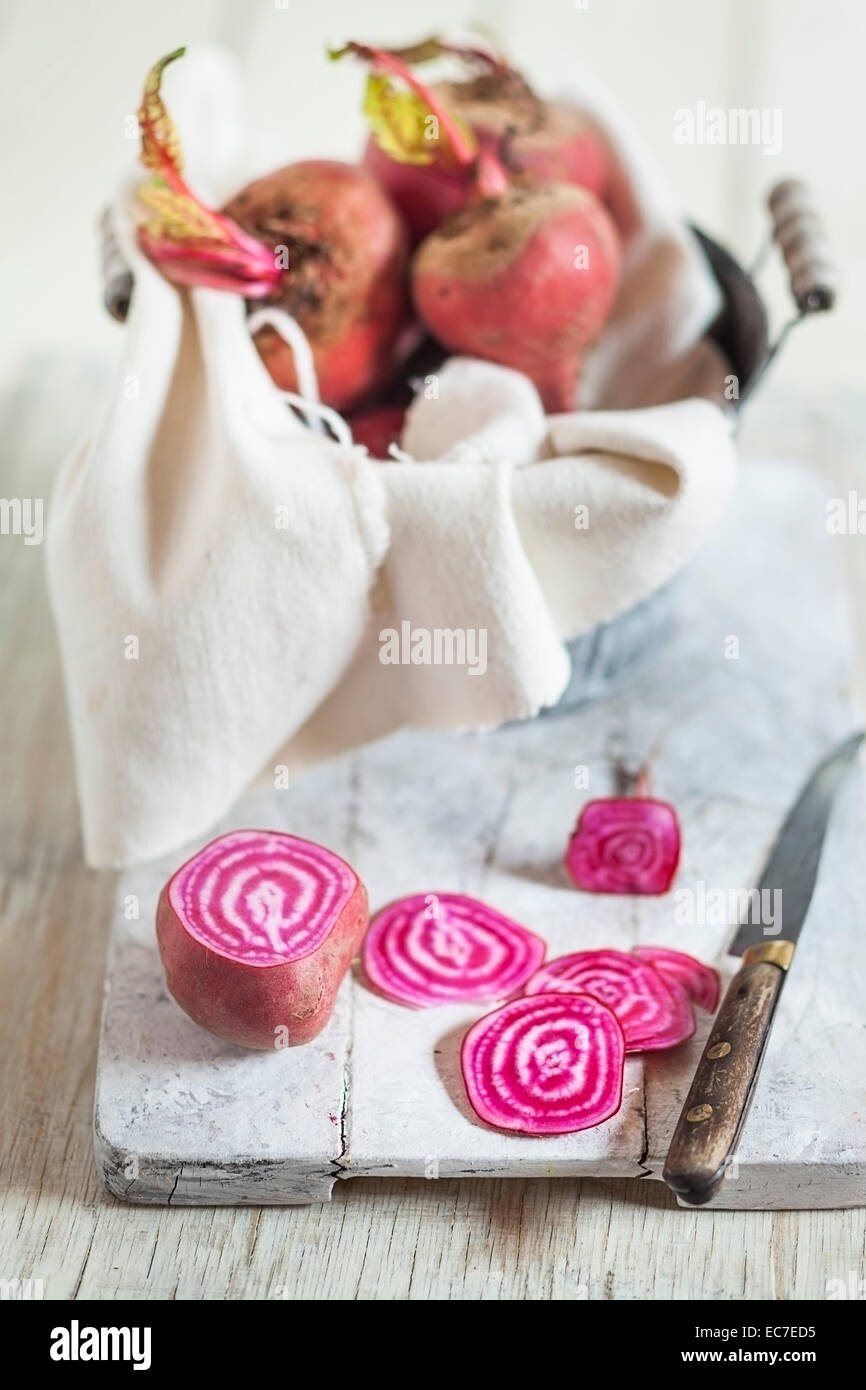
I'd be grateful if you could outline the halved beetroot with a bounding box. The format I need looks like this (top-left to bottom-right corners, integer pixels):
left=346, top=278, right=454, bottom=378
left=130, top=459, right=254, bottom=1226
left=565, top=798, right=681, bottom=895
left=461, top=991, right=625, bottom=1134
left=362, top=892, right=545, bottom=1007
left=156, top=830, right=368, bottom=1049
left=524, top=948, right=695, bottom=1052
left=633, top=946, right=720, bottom=1014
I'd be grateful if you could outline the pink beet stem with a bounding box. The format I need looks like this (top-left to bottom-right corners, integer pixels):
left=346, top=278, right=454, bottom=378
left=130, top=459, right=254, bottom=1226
left=633, top=767, right=651, bottom=798
left=137, top=233, right=277, bottom=297
left=341, top=41, right=490, bottom=179
left=136, top=49, right=282, bottom=298
left=474, top=148, right=509, bottom=197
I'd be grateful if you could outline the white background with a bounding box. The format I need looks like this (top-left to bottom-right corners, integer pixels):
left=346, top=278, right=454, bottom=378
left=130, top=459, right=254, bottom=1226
left=1, top=0, right=864, bottom=396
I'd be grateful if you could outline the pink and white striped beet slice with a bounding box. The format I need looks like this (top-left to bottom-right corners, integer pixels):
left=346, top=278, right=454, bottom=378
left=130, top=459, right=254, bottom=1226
left=461, top=992, right=625, bottom=1134
left=524, top=948, right=695, bottom=1051
left=565, top=798, right=681, bottom=895
left=632, top=946, right=720, bottom=1013
left=168, top=830, right=359, bottom=965
left=157, top=830, right=368, bottom=1049
left=362, top=892, right=546, bottom=1007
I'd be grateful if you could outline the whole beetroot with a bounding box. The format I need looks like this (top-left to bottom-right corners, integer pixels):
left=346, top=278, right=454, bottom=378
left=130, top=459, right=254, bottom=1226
left=364, top=139, right=468, bottom=244
left=440, top=63, right=609, bottom=195
left=336, top=42, right=620, bottom=409
left=412, top=182, right=620, bottom=411
left=347, top=38, right=609, bottom=243
left=223, top=161, right=410, bottom=411
left=134, top=51, right=410, bottom=412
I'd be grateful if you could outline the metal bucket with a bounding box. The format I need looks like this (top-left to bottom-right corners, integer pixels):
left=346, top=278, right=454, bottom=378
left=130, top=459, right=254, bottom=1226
left=101, top=182, right=835, bottom=716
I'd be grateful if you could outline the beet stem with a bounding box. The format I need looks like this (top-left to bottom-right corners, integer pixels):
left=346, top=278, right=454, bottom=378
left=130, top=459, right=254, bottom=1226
left=340, top=41, right=478, bottom=172
left=389, top=35, right=506, bottom=72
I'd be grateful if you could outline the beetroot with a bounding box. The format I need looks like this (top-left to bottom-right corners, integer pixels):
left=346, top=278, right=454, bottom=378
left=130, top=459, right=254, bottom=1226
left=223, top=161, right=410, bottom=411
left=134, top=51, right=410, bottom=412
left=336, top=41, right=620, bottom=411
left=156, top=830, right=368, bottom=1050
left=565, top=798, right=681, bottom=895
left=439, top=70, right=608, bottom=200
left=364, top=140, right=469, bottom=245
left=362, top=892, right=545, bottom=1007
left=633, top=946, right=720, bottom=1014
left=348, top=402, right=407, bottom=458
left=413, top=183, right=620, bottom=411
left=348, top=38, right=609, bottom=243
left=461, top=991, right=624, bottom=1134
left=524, top=948, right=695, bottom=1052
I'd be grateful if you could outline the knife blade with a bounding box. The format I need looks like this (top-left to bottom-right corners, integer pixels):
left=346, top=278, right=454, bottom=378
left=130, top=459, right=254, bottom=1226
left=662, top=730, right=864, bottom=1206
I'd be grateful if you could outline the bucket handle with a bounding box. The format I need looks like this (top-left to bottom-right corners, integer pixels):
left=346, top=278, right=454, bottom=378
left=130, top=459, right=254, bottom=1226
left=767, top=178, right=838, bottom=315
left=745, top=179, right=838, bottom=394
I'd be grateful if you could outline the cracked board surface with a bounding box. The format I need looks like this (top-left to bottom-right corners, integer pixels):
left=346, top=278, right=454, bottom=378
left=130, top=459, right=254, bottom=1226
left=95, top=460, right=866, bottom=1209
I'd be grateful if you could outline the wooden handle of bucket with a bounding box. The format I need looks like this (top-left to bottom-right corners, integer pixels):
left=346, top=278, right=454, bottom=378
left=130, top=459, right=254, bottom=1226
left=768, top=180, right=838, bottom=314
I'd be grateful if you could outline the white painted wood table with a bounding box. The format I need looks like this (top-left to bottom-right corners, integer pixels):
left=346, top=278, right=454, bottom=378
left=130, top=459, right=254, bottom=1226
left=94, top=453, right=866, bottom=1211
left=2, top=370, right=866, bottom=1297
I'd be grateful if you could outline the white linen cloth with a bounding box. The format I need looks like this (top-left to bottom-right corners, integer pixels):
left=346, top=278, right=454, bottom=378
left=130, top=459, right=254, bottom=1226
left=46, top=47, right=737, bottom=867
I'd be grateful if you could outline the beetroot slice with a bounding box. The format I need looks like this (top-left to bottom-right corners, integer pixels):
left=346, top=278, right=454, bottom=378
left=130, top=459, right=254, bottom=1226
left=524, top=948, right=695, bottom=1052
left=633, top=946, right=720, bottom=1013
left=157, top=830, right=368, bottom=1049
left=461, top=991, right=625, bottom=1134
left=362, top=892, right=545, bottom=1007
left=565, top=798, right=681, bottom=895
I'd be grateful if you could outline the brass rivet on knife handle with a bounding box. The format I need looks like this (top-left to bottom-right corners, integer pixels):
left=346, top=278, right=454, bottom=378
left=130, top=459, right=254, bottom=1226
left=742, top=939, right=795, bottom=970
left=686, top=1104, right=713, bottom=1123
left=662, top=953, right=791, bottom=1206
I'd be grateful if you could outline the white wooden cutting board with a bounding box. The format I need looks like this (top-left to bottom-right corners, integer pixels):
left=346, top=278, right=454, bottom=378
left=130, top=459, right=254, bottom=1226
left=94, top=459, right=866, bottom=1210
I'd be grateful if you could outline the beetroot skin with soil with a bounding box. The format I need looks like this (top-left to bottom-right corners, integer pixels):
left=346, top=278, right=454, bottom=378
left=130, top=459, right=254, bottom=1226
left=412, top=183, right=621, bottom=411
left=156, top=829, right=368, bottom=1049
left=223, top=161, right=410, bottom=411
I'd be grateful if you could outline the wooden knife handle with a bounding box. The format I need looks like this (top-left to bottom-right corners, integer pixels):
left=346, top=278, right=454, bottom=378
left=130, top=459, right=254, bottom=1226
left=662, top=946, right=792, bottom=1206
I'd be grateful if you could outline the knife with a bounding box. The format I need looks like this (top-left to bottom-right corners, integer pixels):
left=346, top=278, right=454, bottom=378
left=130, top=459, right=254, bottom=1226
left=662, top=729, right=864, bottom=1206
